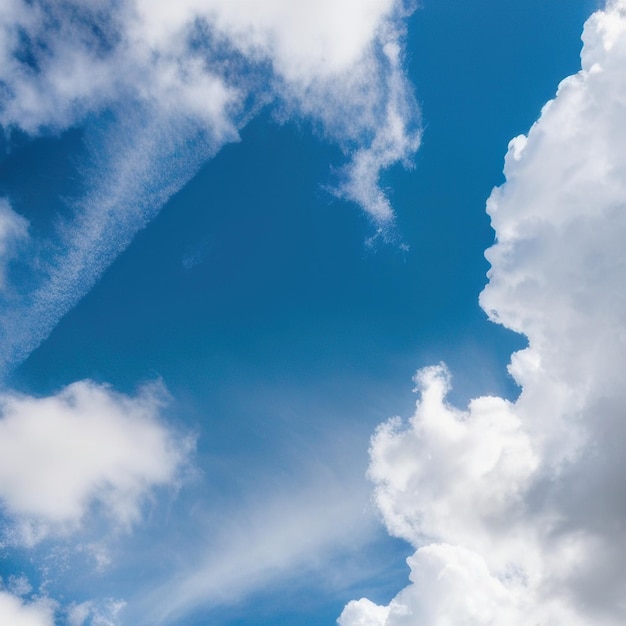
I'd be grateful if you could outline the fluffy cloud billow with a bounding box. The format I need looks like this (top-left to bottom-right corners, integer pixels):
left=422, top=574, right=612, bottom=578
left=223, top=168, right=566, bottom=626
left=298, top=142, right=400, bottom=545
left=340, top=1, right=626, bottom=624
left=0, top=380, right=191, bottom=546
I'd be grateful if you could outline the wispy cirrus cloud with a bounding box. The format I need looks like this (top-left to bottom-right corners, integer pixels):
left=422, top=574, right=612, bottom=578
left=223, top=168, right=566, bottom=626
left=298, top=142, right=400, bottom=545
left=0, top=0, right=420, bottom=373
left=139, top=480, right=378, bottom=625
left=122, top=416, right=391, bottom=625
left=341, top=1, right=626, bottom=624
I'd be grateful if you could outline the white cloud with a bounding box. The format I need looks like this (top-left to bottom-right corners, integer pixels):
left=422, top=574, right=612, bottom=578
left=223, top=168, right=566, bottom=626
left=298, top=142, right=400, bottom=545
left=0, top=580, right=124, bottom=626
left=333, top=39, right=420, bottom=223
left=132, top=0, right=397, bottom=84
left=341, top=1, right=626, bottom=624
left=67, top=598, right=126, bottom=626
left=340, top=598, right=390, bottom=626
left=0, top=380, right=192, bottom=545
left=0, top=590, right=55, bottom=626
left=0, top=198, right=28, bottom=289
left=7, top=575, right=33, bottom=597
left=368, top=365, right=538, bottom=560
left=0, top=0, right=419, bottom=372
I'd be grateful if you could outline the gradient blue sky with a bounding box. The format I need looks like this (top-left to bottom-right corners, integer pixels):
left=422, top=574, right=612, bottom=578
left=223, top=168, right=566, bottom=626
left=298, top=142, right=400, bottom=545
left=4, top=1, right=626, bottom=625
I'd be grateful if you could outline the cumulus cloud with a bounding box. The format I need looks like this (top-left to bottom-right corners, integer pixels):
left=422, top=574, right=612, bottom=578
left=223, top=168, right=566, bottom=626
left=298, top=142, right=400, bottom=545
left=368, top=365, right=538, bottom=558
left=0, top=380, right=192, bottom=545
left=340, top=1, right=626, bottom=624
left=0, top=0, right=420, bottom=372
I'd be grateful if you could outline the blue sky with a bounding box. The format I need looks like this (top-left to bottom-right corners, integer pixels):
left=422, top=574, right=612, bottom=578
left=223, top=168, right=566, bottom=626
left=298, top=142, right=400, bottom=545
left=3, top=0, right=626, bottom=625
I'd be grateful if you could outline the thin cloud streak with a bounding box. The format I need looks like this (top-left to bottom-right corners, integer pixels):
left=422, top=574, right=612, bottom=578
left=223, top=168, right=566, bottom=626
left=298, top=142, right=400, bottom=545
left=0, top=109, right=236, bottom=372
left=130, top=426, right=384, bottom=625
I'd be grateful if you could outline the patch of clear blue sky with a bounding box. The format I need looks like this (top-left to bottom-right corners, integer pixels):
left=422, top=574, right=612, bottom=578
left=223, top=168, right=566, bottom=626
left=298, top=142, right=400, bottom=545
left=2, top=0, right=595, bottom=623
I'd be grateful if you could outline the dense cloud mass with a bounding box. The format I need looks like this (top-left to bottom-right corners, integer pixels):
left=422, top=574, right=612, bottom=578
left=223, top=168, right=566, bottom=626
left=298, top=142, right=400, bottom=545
left=340, top=1, right=626, bottom=624
left=0, top=0, right=420, bottom=371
